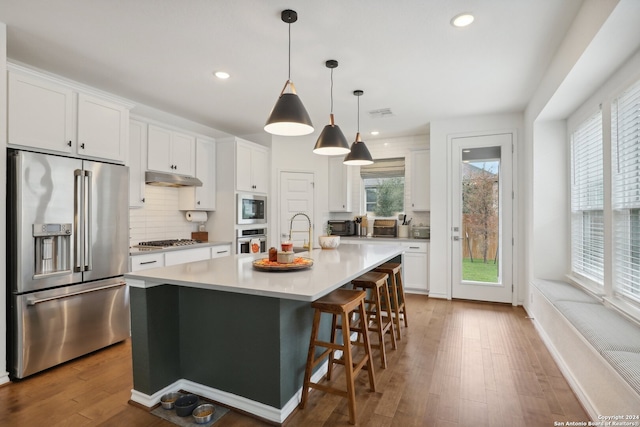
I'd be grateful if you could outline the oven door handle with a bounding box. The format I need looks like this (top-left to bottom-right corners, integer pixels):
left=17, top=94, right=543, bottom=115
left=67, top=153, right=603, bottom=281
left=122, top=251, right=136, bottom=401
left=26, top=282, right=126, bottom=306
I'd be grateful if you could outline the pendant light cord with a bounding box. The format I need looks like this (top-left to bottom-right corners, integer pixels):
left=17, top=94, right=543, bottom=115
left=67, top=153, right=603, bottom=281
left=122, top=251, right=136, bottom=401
left=330, top=67, right=334, bottom=114
left=287, top=22, right=291, bottom=81
left=357, top=94, right=360, bottom=133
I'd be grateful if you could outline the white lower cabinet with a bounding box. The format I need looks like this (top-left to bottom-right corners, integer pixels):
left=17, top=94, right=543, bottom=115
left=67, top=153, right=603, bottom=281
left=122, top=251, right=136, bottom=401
left=130, top=244, right=232, bottom=272
left=402, top=242, right=429, bottom=293
left=165, top=247, right=212, bottom=266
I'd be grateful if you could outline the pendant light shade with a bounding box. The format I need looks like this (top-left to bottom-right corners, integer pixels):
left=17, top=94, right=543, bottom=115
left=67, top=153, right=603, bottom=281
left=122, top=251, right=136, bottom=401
left=265, top=10, right=314, bottom=136
left=314, top=60, right=350, bottom=155
left=344, top=90, right=374, bottom=165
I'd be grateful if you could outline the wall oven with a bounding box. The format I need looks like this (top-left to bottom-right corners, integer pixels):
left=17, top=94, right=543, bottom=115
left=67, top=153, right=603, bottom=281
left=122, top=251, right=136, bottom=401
left=237, top=228, right=268, bottom=254
left=237, top=193, right=267, bottom=225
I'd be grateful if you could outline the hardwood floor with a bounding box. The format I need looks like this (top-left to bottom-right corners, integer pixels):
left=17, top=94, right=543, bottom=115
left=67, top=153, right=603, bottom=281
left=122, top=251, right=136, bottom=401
left=0, top=295, right=588, bottom=426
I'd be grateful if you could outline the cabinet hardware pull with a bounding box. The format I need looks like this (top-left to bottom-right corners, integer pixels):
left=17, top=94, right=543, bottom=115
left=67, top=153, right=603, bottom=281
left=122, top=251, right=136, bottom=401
left=197, top=201, right=200, bottom=205
left=141, top=198, right=145, bottom=203
left=216, top=250, right=228, bottom=254
left=80, top=143, right=85, bottom=149
left=67, top=141, right=72, bottom=147
left=140, top=260, right=157, bottom=265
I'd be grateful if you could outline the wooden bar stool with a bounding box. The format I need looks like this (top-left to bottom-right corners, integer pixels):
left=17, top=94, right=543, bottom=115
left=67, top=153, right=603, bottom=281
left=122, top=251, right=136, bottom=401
left=374, top=262, right=408, bottom=340
left=351, top=271, right=397, bottom=369
left=300, top=288, right=376, bottom=425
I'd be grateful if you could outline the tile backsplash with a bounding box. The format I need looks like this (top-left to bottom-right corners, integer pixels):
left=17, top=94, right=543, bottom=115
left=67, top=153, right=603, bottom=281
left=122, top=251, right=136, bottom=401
left=129, top=186, right=199, bottom=246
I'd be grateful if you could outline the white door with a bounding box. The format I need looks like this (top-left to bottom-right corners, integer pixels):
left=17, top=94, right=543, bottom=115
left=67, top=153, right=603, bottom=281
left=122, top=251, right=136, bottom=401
left=450, top=133, right=513, bottom=304
left=279, top=172, right=315, bottom=249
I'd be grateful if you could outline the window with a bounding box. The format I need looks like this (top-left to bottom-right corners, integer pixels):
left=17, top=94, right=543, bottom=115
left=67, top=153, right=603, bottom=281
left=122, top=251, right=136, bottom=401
left=570, top=110, right=604, bottom=284
left=360, top=158, right=405, bottom=217
left=613, top=80, right=640, bottom=303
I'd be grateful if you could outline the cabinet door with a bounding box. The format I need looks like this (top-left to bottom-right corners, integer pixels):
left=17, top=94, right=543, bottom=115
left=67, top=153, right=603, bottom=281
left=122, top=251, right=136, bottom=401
left=236, top=142, right=254, bottom=192
left=180, top=138, right=216, bottom=210
left=129, top=120, right=147, bottom=208
left=8, top=71, right=74, bottom=153
left=77, top=93, right=128, bottom=162
left=147, top=125, right=172, bottom=173
left=171, top=132, right=195, bottom=176
left=328, top=156, right=352, bottom=212
left=251, top=145, right=269, bottom=193
left=411, top=150, right=430, bottom=211
left=403, top=251, right=428, bottom=292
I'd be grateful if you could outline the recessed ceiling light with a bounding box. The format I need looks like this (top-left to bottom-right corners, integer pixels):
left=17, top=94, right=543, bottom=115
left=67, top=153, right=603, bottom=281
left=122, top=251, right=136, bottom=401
left=371, top=131, right=379, bottom=136
left=462, top=149, right=471, bottom=153
left=214, top=71, right=230, bottom=79
left=451, top=13, right=474, bottom=28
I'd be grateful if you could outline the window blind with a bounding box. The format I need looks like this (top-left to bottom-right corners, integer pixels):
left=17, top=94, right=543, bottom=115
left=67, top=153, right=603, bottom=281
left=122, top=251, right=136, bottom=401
left=571, top=110, right=604, bottom=283
left=613, top=80, right=640, bottom=302
left=360, top=157, right=405, bottom=179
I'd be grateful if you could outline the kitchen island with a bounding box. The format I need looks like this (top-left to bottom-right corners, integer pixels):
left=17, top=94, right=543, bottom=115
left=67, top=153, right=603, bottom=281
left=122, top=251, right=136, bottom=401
left=124, top=243, right=404, bottom=424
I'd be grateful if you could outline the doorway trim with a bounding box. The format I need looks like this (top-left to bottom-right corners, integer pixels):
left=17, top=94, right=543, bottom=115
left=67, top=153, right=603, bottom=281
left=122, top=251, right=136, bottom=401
left=446, top=129, right=518, bottom=305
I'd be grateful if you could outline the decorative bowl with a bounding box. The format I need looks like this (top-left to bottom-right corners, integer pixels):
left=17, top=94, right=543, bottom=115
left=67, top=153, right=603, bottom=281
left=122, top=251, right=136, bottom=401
left=174, top=394, right=198, bottom=417
left=319, top=235, right=340, bottom=249
left=160, top=392, right=183, bottom=409
left=193, top=403, right=216, bottom=424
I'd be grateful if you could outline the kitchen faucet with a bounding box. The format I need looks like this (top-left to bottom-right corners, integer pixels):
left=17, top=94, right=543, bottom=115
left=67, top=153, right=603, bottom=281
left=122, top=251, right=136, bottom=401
left=289, top=212, right=313, bottom=251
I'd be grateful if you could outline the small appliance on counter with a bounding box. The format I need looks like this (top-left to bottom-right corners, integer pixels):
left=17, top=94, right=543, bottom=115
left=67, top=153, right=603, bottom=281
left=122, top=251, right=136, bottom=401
left=372, top=219, right=397, bottom=237
left=327, top=220, right=355, bottom=236
left=411, top=224, right=430, bottom=239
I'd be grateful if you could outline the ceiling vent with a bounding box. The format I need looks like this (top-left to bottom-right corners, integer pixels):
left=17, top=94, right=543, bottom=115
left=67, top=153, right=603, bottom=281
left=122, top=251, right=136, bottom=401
left=368, top=108, right=394, bottom=119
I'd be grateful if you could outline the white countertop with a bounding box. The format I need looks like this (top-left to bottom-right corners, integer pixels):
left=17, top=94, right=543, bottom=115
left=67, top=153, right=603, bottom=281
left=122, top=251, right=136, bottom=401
left=124, top=243, right=404, bottom=301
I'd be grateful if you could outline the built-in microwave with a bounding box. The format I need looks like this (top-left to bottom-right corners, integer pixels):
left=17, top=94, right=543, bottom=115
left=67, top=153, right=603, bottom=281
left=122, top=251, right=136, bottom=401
left=237, top=193, right=267, bottom=224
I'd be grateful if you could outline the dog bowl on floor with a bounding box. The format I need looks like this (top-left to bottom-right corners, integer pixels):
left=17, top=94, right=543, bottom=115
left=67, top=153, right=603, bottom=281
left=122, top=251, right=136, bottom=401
left=174, top=394, right=198, bottom=417
left=160, top=392, right=183, bottom=409
left=193, top=403, right=215, bottom=424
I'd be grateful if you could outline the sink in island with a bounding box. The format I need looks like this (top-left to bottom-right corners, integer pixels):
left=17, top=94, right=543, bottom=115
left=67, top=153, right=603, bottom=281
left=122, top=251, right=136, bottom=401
left=124, top=243, right=404, bottom=424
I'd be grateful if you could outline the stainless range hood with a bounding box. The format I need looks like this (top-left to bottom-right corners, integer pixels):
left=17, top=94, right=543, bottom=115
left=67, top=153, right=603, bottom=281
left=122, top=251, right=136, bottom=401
left=145, top=171, right=203, bottom=187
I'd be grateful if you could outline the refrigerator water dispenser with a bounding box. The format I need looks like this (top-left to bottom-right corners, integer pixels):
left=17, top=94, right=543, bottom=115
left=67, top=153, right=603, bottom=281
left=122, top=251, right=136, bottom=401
left=33, top=223, right=72, bottom=277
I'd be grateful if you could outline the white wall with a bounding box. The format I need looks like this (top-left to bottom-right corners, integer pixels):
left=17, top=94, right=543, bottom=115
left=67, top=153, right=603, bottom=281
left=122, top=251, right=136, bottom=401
left=429, top=113, right=524, bottom=301
left=0, top=22, right=9, bottom=386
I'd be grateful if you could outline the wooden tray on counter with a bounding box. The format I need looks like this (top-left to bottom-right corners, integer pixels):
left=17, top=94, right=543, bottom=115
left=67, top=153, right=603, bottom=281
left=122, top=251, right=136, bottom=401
left=252, top=257, right=314, bottom=272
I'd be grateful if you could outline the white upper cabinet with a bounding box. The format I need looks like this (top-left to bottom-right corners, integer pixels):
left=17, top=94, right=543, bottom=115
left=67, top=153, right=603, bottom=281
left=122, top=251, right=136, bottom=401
left=8, top=70, right=75, bottom=154
left=180, top=138, right=216, bottom=210
left=236, top=139, right=268, bottom=193
left=77, top=93, right=128, bottom=162
left=328, top=156, right=352, bottom=212
left=129, top=120, right=147, bottom=208
left=147, top=124, right=195, bottom=176
left=7, top=67, right=130, bottom=162
left=410, top=149, right=430, bottom=211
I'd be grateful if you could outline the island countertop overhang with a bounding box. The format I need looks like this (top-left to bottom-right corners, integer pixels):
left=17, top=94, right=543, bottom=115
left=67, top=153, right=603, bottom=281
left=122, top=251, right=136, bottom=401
left=124, top=243, right=404, bottom=301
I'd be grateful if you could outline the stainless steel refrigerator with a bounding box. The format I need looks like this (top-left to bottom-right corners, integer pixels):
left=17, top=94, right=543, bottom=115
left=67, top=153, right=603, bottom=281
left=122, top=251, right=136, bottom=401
left=7, top=149, right=130, bottom=379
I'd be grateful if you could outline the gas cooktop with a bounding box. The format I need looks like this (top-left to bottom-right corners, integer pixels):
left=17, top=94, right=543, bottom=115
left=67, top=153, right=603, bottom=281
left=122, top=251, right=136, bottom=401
left=137, top=239, right=201, bottom=248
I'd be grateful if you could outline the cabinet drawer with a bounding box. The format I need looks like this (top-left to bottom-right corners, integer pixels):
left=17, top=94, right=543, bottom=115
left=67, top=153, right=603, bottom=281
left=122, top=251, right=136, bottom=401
left=401, top=242, right=428, bottom=253
left=130, top=253, right=165, bottom=272
left=211, top=244, right=232, bottom=258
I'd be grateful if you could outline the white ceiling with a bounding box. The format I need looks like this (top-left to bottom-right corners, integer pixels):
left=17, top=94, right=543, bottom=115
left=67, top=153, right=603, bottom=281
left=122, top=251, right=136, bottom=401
left=0, top=0, right=584, bottom=140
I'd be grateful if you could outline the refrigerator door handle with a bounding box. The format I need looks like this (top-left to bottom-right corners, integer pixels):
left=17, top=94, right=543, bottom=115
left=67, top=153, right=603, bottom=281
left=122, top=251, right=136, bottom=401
left=84, top=170, right=92, bottom=272
left=26, top=281, right=126, bottom=306
left=74, top=169, right=84, bottom=272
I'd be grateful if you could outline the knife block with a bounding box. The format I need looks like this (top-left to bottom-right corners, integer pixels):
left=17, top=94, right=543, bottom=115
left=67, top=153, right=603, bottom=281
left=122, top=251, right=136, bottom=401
left=191, top=232, right=208, bottom=242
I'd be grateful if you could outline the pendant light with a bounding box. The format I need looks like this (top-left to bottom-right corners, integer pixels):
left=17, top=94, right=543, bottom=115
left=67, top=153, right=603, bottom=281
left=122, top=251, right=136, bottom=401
left=344, top=90, right=374, bottom=165
left=313, top=60, right=349, bottom=155
left=264, top=9, right=314, bottom=136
